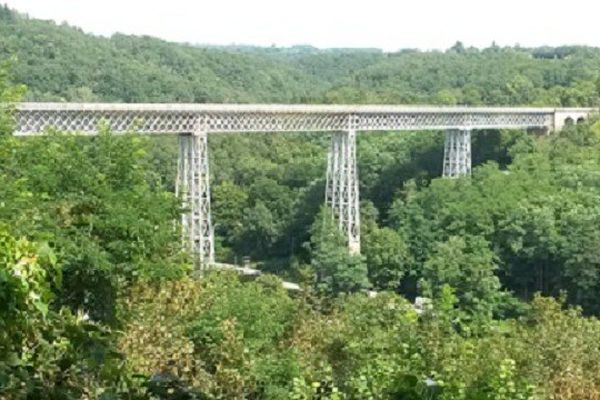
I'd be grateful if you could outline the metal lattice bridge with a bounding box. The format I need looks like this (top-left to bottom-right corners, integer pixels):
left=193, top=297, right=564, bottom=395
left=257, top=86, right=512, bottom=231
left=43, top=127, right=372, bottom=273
left=13, top=103, right=596, bottom=265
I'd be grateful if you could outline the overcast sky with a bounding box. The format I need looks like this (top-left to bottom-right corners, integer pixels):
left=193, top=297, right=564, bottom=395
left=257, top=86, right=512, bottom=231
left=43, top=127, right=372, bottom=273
left=4, top=0, right=600, bottom=51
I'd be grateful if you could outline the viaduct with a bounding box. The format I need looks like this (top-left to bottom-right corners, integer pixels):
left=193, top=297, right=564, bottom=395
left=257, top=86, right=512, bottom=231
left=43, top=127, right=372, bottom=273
left=12, top=103, right=596, bottom=266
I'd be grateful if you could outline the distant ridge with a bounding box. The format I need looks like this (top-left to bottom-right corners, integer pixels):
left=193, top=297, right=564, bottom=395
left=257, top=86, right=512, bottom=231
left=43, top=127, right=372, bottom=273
left=1, top=4, right=599, bottom=107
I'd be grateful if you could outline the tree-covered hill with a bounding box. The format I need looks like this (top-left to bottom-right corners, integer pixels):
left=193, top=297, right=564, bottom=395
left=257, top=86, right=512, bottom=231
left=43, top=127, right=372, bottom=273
left=2, top=4, right=600, bottom=106
left=0, top=6, right=326, bottom=103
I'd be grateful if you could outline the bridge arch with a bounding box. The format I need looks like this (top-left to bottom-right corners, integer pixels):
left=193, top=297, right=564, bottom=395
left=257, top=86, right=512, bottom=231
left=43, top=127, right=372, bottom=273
left=554, top=108, right=592, bottom=131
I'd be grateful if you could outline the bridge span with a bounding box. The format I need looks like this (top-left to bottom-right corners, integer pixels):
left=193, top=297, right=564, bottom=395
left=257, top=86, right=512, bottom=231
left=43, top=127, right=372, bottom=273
left=12, top=103, right=597, bottom=265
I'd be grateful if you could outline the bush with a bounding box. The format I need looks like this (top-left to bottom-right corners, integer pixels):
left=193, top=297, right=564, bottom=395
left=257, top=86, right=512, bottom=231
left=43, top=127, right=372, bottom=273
left=0, top=228, right=125, bottom=399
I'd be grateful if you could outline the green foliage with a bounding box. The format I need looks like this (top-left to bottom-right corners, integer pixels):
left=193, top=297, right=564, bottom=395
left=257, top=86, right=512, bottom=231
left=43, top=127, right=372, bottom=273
left=0, top=10, right=322, bottom=103
left=211, top=180, right=248, bottom=259
left=190, top=273, right=297, bottom=353
left=120, top=273, right=302, bottom=399
left=0, top=128, right=188, bottom=322
left=0, top=228, right=58, bottom=356
left=3, top=6, right=600, bottom=107
left=384, top=119, right=600, bottom=315
left=363, top=225, right=412, bottom=290
left=119, top=278, right=210, bottom=396
left=420, top=235, right=502, bottom=322
left=0, top=228, right=127, bottom=399
left=0, top=59, right=25, bottom=136
left=310, top=207, right=369, bottom=294
left=487, top=359, right=535, bottom=400
left=208, top=132, right=327, bottom=264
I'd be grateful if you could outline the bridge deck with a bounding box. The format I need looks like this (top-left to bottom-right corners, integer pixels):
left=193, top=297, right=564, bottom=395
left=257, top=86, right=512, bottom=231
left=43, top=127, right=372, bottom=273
left=13, top=103, right=595, bottom=135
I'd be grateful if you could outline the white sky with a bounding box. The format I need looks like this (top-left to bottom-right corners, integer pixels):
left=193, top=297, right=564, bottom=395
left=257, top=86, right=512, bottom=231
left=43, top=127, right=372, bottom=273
left=4, top=0, right=600, bottom=51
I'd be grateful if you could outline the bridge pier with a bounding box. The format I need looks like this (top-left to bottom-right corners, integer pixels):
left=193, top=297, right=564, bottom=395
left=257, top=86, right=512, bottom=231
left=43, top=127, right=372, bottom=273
left=176, top=130, right=214, bottom=267
left=443, top=129, right=471, bottom=178
left=325, top=128, right=360, bottom=254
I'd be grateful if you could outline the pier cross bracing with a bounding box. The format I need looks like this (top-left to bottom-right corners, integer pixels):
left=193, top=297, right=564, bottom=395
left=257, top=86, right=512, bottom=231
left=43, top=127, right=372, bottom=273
left=14, top=103, right=596, bottom=265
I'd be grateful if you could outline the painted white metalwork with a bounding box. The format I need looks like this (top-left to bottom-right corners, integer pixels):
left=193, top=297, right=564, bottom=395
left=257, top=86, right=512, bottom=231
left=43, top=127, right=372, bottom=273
left=10, top=103, right=597, bottom=261
left=325, top=116, right=360, bottom=253
left=14, top=103, right=595, bottom=135
left=443, top=129, right=472, bottom=178
left=176, top=130, right=214, bottom=266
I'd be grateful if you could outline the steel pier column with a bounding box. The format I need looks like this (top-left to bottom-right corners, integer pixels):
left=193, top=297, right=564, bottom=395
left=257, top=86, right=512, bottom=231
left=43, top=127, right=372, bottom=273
left=176, top=128, right=214, bottom=268
left=442, top=129, right=471, bottom=178
left=325, top=118, right=360, bottom=254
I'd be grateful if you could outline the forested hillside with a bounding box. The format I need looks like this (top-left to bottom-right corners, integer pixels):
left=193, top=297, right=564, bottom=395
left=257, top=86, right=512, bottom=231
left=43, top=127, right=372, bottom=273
left=3, top=4, right=600, bottom=399
left=2, top=5, right=600, bottom=106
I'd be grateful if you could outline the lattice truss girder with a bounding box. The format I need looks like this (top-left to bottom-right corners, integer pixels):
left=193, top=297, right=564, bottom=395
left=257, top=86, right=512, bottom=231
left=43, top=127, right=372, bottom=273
left=325, top=129, right=360, bottom=254
left=15, top=107, right=560, bottom=135
left=176, top=132, right=214, bottom=265
left=443, top=129, right=472, bottom=178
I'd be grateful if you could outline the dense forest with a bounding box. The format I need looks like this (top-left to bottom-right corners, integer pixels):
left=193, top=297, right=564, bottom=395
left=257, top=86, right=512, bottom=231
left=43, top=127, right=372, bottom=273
left=3, top=4, right=600, bottom=399
left=2, top=5, right=600, bottom=106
